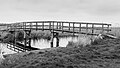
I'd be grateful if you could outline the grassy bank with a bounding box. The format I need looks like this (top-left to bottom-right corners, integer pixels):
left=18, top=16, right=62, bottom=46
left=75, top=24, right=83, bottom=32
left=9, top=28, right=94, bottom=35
left=0, top=38, right=120, bottom=68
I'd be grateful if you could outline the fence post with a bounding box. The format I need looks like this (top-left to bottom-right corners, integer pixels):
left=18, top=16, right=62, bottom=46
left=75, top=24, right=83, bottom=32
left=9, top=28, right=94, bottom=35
left=23, top=31, right=26, bottom=52
left=53, top=21, right=54, bottom=32
left=24, top=22, right=26, bottom=30
left=107, top=25, right=110, bottom=33
left=86, top=23, right=88, bottom=34
left=69, top=22, right=70, bottom=31
left=42, top=22, right=44, bottom=31
left=30, top=22, right=32, bottom=31
left=79, top=23, right=81, bottom=33
left=28, top=30, right=31, bottom=47
left=57, top=22, right=58, bottom=29
left=36, top=22, right=38, bottom=31
left=49, top=22, right=51, bottom=31
left=92, top=24, right=94, bottom=34
left=59, top=22, right=61, bottom=29
left=73, top=22, right=75, bottom=35
left=62, top=22, right=63, bottom=33
left=56, top=32, right=59, bottom=47
left=50, top=32, right=54, bottom=48
left=102, top=24, right=104, bottom=33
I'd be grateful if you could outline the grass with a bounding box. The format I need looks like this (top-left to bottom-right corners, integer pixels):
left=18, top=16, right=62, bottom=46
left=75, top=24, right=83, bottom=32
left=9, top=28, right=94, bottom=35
left=0, top=26, right=120, bottom=68
left=1, top=38, right=120, bottom=68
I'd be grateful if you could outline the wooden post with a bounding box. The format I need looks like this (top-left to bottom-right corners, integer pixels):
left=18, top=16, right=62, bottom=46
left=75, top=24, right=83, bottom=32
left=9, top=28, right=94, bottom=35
left=86, top=23, right=88, bottom=34
left=36, top=22, right=38, bottom=31
left=79, top=23, right=81, bottom=33
left=25, top=22, right=26, bottom=30
left=49, top=22, right=51, bottom=31
left=59, top=22, right=61, bottom=29
left=73, top=22, right=75, bottom=35
left=92, top=24, right=94, bottom=34
left=30, top=23, right=32, bottom=31
left=13, top=31, right=16, bottom=52
left=42, top=22, right=44, bottom=31
left=28, top=30, right=31, bottom=47
left=102, top=24, right=104, bottom=33
left=107, top=25, right=110, bottom=33
left=62, top=22, right=63, bottom=33
left=55, top=32, right=59, bottom=47
left=50, top=32, right=54, bottom=48
left=52, top=22, right=54, bottom=32
left=69, top=22, right=70, bottom=31
left=57, top=22, right=58, bottom=29
left=24, top=31, right=26, bottom=51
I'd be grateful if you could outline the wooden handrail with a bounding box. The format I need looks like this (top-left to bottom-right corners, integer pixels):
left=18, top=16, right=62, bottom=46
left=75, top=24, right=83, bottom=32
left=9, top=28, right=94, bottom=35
left=1, top=21, right=111, bottom=35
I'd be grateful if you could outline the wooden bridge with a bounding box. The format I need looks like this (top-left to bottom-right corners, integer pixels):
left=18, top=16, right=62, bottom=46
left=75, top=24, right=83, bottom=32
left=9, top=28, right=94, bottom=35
left=0, top=21, right=111, bottom=52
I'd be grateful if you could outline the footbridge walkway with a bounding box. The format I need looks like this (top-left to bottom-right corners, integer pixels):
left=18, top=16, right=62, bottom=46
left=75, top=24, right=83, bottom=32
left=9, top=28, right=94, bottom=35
left=0, top=21, right=111, bottom=52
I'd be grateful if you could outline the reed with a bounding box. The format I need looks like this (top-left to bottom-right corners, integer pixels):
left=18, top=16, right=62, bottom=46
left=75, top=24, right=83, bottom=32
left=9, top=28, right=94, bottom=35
left=66, top=34, right=103, bottom=48
left=31, top=30, right=51, bottom=40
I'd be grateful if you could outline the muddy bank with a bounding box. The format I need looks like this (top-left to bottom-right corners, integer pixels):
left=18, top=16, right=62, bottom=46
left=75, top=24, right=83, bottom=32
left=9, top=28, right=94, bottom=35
left=1, top=38, right=120, bottom=68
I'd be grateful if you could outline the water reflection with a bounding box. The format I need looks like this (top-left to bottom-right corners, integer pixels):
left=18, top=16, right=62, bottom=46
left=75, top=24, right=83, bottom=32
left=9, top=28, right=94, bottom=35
left=1, top=37, right=79, bottom=54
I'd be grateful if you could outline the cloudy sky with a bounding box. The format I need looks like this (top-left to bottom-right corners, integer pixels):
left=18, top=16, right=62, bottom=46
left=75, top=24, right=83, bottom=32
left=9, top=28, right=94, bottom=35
left=0, top=0, right=120, bottom=27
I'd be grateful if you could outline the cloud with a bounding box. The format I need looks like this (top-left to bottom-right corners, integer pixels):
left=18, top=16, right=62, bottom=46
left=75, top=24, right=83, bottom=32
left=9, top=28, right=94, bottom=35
left=1, top=0, right=120, bottom=16
left=78, top=0, right=120, bottom=15
left=0, top=0, right=120, bottom=26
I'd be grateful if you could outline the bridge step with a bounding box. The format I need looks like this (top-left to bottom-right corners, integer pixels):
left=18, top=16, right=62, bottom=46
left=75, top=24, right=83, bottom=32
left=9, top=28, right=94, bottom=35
left=7, top=42, right=39, bottom=53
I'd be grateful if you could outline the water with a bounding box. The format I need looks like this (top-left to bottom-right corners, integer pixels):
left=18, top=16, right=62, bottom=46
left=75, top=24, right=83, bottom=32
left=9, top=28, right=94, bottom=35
left=1, top=37, right=79, bottom=55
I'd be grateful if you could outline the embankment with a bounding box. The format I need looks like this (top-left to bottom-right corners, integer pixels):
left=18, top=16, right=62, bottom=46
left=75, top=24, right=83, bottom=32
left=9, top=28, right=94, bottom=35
left=0, top=38, right=120, bottom=68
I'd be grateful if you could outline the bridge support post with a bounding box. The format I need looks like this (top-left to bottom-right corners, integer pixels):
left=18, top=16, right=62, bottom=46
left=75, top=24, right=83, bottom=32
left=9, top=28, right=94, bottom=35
left=50, top=33, right=54, bottom=48
left=56, top=33, right=59, bottom=47
left=23, top=30, right=32, bottom=51
left=50, top=32, right=59, bottom=48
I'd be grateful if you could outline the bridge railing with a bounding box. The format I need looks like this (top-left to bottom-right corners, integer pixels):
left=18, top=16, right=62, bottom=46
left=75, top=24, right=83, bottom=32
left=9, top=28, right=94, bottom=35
left=7, top=21, right=111, bottom=35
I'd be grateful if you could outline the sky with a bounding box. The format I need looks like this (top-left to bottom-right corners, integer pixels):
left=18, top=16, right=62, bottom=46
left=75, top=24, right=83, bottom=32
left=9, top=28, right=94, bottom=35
left=0, top=0, right=120, bottom=27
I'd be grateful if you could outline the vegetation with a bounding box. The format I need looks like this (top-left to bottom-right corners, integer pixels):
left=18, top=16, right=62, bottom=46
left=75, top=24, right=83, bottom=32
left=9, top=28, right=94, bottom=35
left=31, top=30, right=78, bottom=40
left=0, top=38, right=120, bottom=68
